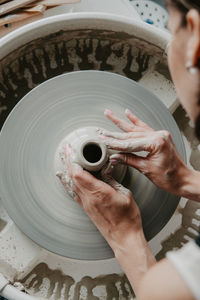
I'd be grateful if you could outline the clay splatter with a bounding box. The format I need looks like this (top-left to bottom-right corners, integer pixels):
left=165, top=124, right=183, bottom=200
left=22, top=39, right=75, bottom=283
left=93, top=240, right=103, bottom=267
left=19, top=263, right=134, bottom=300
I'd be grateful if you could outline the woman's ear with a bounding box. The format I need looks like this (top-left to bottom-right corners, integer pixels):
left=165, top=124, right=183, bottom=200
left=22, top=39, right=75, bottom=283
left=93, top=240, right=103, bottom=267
left=186, top=9, right=200, bottom=67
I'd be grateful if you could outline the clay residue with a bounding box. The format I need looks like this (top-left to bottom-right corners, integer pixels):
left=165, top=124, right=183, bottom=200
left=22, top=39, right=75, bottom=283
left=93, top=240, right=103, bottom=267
left=19, top=263, right=75, bottom=299
left=0, top=29, right=167, bottom=129
left=73, top=273, right=133, bottom=300
left=18, top=263, right=134, bottom=299
left=156, top=200, right=200, bottom=260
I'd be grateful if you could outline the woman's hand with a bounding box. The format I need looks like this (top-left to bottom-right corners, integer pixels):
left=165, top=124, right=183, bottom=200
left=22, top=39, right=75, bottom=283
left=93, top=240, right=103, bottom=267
left=56, top=144, right=142, bottom=252
left=100, top=109, right=190, bottom=196
left=57, top=145, right=156, bottom=293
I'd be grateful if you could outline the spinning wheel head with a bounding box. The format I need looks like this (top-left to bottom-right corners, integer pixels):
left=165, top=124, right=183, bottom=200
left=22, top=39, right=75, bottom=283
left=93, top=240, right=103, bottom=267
left=0, top=71, right=185, bottom=260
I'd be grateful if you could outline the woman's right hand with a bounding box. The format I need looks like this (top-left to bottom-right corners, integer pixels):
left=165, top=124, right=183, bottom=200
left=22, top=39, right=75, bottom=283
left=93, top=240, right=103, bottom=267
left=99, top=109, right=190, bottom=196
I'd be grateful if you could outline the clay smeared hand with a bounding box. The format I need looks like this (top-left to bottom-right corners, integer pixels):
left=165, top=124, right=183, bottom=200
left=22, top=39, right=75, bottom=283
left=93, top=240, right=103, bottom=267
left=57, top=144, right=156, bottom=293
left=56, top=144, right=142, bottom=251
left=101, top=109, right=190, bottom=196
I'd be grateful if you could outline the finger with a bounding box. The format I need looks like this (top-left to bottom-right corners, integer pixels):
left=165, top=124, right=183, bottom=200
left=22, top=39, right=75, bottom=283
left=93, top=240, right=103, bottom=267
left=72, top=185, right=83, bottom=205
left=74, top=194, right=82, bottom=205
left=125, top=109, right=154, bottom=131
left=65, top=144, right=82, bottom=177
left=101, top=160, right=113, bottom=177
left=56, top=171, right=72, bottom=187
left=104, top=109, right=134, bottom=132
left=105, top=137, right=154, bottom=152
left=57, top=171, right=83, bottom=204
left=110, top=153, right=148, bottom=174
left=98, top=129, right=147, bottom=140
left=98, top=129, right=131, bottom=140
left=56, top=171, right=74, bottom=196
left=101, top=170, right=131, bottom=196
left=73, top=168, right=107, bottom=192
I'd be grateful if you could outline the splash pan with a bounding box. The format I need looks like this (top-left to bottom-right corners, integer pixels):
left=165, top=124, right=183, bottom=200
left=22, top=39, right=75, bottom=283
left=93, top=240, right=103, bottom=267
left=0, top=70, right=185, bottom=260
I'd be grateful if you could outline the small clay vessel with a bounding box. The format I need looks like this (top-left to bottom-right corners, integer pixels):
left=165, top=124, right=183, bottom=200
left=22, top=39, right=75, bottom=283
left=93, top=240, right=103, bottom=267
left=75, top=136, right=108, bottom=172
left=57, top=126, right=108, bottom=172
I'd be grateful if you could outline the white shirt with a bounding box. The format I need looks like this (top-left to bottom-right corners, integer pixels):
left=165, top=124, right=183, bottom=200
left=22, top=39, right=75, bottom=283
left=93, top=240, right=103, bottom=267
left=167, top=240, right=200, bottom=300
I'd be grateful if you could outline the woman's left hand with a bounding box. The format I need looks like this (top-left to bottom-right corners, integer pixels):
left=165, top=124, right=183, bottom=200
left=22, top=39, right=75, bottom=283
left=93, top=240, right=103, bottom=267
left=57, top=145, right=156, bottom=294
left=56, top=145, right=142, bottom=252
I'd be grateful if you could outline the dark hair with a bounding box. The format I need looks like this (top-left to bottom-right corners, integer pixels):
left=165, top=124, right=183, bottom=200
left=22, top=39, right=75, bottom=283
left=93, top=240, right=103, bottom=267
left=166, top=0, right=200, bottom=25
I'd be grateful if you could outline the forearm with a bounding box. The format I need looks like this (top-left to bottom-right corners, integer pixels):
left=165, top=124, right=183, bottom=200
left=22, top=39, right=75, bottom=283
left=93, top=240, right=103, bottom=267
left=114, top=226, right=156, bottom=295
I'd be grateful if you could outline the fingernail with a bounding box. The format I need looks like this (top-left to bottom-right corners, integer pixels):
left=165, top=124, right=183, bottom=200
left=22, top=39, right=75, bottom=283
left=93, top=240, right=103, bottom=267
left=104, top=109, right=113, bottom=116
left=111, top=154, right=124, bottom=163
left=110, top=159, right=118, bottom=165
left=99, top=135, right=107, bottom=141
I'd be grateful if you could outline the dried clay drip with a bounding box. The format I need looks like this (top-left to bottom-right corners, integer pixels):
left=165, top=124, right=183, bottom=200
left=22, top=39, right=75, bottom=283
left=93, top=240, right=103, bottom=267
left=19, top=263, right=134, bottom=300
left=156, top=200, right=200, bottom=260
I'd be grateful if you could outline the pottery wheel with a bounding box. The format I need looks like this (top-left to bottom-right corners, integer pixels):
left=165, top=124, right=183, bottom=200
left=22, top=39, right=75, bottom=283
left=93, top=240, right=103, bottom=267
left=0, top=71, right=185, bottom=260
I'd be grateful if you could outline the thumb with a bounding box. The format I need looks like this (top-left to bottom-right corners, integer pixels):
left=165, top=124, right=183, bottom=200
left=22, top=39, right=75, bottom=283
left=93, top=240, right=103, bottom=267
left=101, top=164, right=131, bottom=196
left=72, top=168, right=106, bottom=191
left=110, top=153, right=148, bottom=172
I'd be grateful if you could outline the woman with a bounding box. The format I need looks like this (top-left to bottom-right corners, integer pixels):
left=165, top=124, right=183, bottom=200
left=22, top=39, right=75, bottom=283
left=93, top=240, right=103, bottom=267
left=58, top=1, right=200, bottom=299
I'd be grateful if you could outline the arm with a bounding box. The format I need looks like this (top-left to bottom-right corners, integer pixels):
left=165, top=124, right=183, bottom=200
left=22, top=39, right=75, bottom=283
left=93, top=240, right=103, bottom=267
left=137, top=258, right=195, bottom=300
left=101, top=109, right=200, bottom=202
left=57, top=145, right=155, bottom=293
left=114, top=226, right=156, bottom=294
left=57, top=144, right=196, bottom=299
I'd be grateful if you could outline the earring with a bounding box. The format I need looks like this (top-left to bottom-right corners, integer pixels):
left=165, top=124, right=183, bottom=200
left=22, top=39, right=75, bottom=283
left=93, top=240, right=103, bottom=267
left=185, top=61, right=199, bottom=75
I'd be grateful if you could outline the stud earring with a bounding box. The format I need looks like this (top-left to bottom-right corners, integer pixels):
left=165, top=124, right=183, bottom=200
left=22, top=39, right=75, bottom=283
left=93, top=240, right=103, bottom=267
left=186, top=61, right=198, bottom=75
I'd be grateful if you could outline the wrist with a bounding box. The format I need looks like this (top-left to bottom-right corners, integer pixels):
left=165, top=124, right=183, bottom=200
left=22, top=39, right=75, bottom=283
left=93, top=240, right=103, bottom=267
left=114, top=227, right=156, bottom=293
left=173, top=162, right=191, bottom=194
left=178, top=167, right=200, bottom=201
left=110, top=212, right=143, bottom=253
left=114, top=226, right=146, bottom=258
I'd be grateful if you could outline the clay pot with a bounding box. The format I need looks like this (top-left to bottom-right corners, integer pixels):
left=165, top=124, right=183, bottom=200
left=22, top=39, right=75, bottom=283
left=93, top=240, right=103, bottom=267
left=58, top=126, right=108, bottom=172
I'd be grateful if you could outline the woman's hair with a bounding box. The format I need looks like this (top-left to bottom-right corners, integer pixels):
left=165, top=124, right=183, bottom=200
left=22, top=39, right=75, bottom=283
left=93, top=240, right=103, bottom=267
left=166, top=0, right=200, bottom=11
left=166, top=0, right=200, bottom=25
left=166, top=0, right=200, bottom=140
